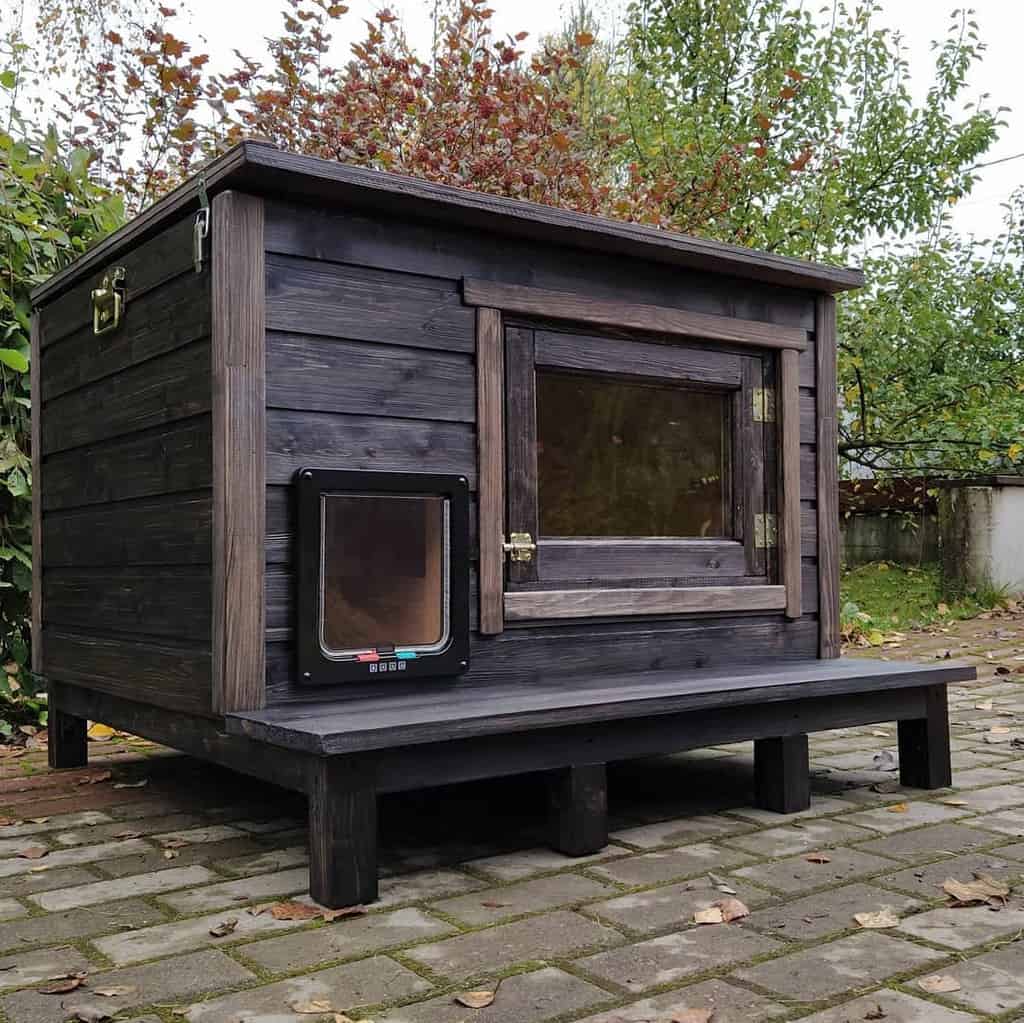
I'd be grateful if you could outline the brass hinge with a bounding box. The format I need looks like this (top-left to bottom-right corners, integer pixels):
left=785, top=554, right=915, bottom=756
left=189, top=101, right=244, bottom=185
left=754, top=513, right=778, bottom=549
left=503, top=532, right=537, bottom=563
left=91, top=266, right=127, bottom=336
left=752, top=387, right=775, bottom=423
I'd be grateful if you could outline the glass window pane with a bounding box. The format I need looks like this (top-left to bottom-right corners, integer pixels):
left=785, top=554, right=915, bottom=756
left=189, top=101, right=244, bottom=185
left=320, top=494, right=448, bottom=657
left=536, top=371, right=731, bottom=538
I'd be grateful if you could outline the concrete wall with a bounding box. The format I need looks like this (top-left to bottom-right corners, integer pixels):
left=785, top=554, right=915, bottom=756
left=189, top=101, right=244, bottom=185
left=939, top=483, right=1024, bottom=597
left=841, top=513, right=938, bottom=567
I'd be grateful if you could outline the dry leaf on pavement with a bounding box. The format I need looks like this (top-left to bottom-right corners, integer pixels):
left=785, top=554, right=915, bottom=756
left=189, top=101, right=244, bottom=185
left=941, top=799, right=969, bottom=807
left=670, top=1011, right=714, bottom=1023
left=455, top=990, right=496, bottom=1008
left=17, top=846, right=48, bottom=859
left=853, top=909, right=900, bottom=929
left=68, top=1009, right=112, bottom=1023
left=322, top=905, right=367, bottom=923
left=886, top=803, right=909, bottom=813
left=113, top=779, right=149, bottom=789
left=976, top=700, right=994, bottom=711
left=943, top=874, right=1010, bottom=905
left=716, top=897, right=750, bottom=921
left=693, top=906, right=725, bottom=925
left=863, top=1005, right=887, bottom=1020
left=163, top=850, right=179, bottom=860
left=93, top=985, right=136, bottom=997
left=291, top=999, right=334, bottom=1014
left=37, top=973, right=87, bottom=994
left=76, top=770, right=113, bottom=785
left=918, top=975, right=962, bottom=994
left=209, top=918, right=238, bottom=937
left=805, top=853, right=831, bottom=864
left=160, top=838, right=189, bottom=849
left=270, top=901, right=321, bottom=921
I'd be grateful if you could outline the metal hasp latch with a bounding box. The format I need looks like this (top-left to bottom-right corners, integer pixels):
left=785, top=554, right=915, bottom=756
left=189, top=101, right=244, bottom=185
left=754, top=513, right=778, bottom=549
left=91, top=266, right=127, bottom=336
left=503, top=532, right=537, bottom=563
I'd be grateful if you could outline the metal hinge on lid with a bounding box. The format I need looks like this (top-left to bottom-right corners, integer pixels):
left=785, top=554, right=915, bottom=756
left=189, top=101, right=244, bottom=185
left=193, top=173, right=210, bottom=273
left=503, top=532, right=537, bottom=563
left=752, top=387, right=775, bottom=423
left=754, top=513, right=778, bottom=549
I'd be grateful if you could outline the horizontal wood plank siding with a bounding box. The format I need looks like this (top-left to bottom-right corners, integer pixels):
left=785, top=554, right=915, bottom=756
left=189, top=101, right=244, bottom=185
left=36, top=219, right=214, bottom=716
left=262, top=199, right=823, bottom=705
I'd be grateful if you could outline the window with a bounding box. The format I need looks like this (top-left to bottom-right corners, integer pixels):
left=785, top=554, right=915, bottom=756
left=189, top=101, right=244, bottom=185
left=296, top=469, right=470, bottom=684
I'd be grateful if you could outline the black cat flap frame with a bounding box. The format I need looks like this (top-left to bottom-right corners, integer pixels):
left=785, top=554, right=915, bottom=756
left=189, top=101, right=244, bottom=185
left=296, top=469, right=470, bottom=685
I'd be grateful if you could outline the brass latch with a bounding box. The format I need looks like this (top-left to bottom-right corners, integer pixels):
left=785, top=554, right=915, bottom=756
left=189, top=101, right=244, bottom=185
left=503, top=532, right=537, bottom=563
left=752, top=387, right=775, bottom=423
left=754, top=513, right=778, bottom=549
left=91, top=267, right=127, bottom=336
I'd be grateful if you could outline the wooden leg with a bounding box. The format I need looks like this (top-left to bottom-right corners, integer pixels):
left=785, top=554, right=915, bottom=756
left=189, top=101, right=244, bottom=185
left=548, top=763, right=608, bottom=857
left=898, top=685, right=952, bottom=789
left=754, top=734, right=810, bottom=813
left=48, top=706, right=88, bottom=770
left=308, top=757, right=378, bottom=908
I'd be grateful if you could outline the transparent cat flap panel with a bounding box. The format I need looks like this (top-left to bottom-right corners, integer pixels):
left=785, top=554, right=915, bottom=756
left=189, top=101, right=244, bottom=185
left=319, top=493, right=450, bottom=658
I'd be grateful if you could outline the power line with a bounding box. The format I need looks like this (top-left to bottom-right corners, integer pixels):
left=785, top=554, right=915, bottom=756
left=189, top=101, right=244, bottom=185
left=969, top=150, right=1024, bottom=171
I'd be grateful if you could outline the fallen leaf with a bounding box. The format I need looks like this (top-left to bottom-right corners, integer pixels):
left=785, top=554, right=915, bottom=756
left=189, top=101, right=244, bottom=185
left=0, top=817, right=19, bottom=827
left=976, top=700, right=994, bottom=710
left=670, top=1011, right=714, bottom=1023
left=985, top=733, right=1012, bottom=744
left=480, top=901, right=511, bottom=909
left=990, top=726, right=1011, bottom=734
left=322, top=905, right=367, bottom=923
left=873, top=751, right=898, bottom=772
left=943, top=874, right=1010, bottom=905
left=75, top=770, right=112, bottom=786
left=93, top=985, right=136, bottom=997
left=113, top=779, right=148, bottom=789
left=804, top=853, right=831, bottom=864
left=87, top=723, right=116, bottom=742
left=918, top=974, right=962, bottom=994
left=870, top=730, right=890, bottom=738
left=270, top=901, right=321, bottom=921
left=247, top=903, right=272, bottom=916
left=18, top=846, right=48, bottom=859
left=290, top=999, right=334, bottom=1014
left=694, top=906, right=725, bottom=925
left=863, top=1005, right=887, bottom=1020
left=163, top=850, right=179, bottom=860
left=113, top=830, right=141, bottom=839
left=37, top=973, right=86, bottom=994
left=455, top=991, right=496, bottom=1008
left=209, top=918, right=238, bottom=937
left=887, top=803, right=909, bottom=814
left=28, top=817, right=49, bottom=824
left=160, top=838, right=189, bottom=849
left=716, top=897, right=750, bottom=922
left=871, top=780, right=901, bottom=794
left=853, top=909, right=900, bottom=928
left=332, top=1016, right=357, bottom=1023
left=941, top=799, right=969, bottom=807
left=68, top=1009, right=112, bottom=1023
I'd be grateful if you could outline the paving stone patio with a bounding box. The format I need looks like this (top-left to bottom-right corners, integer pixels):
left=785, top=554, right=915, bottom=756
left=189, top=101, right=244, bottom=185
left=3, top=610, right=1024, bottom=1021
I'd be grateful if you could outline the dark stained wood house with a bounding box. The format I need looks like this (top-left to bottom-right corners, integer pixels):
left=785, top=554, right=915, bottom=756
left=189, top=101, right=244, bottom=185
left=31, top=142, right=972, bottom=906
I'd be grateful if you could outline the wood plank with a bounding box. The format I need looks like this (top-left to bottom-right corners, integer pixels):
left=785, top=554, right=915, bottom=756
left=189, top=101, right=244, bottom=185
left=476, top=307, right=505, bottom=635
left=534, top=329, right=743, bottom=385
left=41, top=339, right=212, bottom=455
left=308, top=758, right=378, bottom=908
left=43, top=567, right=212, bottom=640
left=754, top=735, right=810, bottom=812
left=266, top=255, right=474, bottom=352
left=266, top=333, right=474, bottom=422
left=43, top=493, right=212, bottom=567
left=231, top=658, right=971, bottom=755
left=534, top=539, right=748, bottom=583
left=211, top=191, right=266, bottom=715
left=42, top=416, right=212, bottom=511
left=41, top=270, right=210, bottom=402
left=504, top=327, right=538, bottom=585
left=44, top=629, right=213, bottom=716
left=816, top=295, right=840, bottom=658
left=780, top=348, right=802, bottom=619
left=266, top=409, right=475, bottom=486
left=464, top=279, right=809, bottom=351
left=504, top=585, right=787, bottom=621
left=30, top=314, right=43, bottom=676
left=741, top=357, right=767, bottom=576
left=38, top=214, right=202, bottom=346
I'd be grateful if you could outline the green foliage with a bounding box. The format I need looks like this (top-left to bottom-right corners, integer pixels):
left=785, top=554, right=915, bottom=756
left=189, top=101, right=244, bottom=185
left=616, top=0, right=1002, bottom=257
left=0, top=72, right=123, bottom=728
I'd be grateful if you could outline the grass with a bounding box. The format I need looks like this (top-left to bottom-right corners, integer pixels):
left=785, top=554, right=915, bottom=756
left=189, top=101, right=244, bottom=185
left=839, top=561, right=1009, bottom=643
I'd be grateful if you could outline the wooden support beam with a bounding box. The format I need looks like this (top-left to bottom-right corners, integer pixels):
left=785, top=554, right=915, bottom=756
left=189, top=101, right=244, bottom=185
left=754, top=735, right=810, bottom=813
left=816, top=295, right=840, bottom=657
left=548, top=764, right=608, bottom=857
left=779, top=347, right=802, bottom=620
left=308, top=757, right=378, bottom=908
left=476, top=306, right=505, bottom=635
left=47, top=707, right=88, bottom=770
left=898, top=685, right=952, bottom=790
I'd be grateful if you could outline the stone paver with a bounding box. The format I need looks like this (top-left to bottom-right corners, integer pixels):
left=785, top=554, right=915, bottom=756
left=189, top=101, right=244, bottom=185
left=743, top=882, right=921, bottom=940
left=380, top=966, right=608, bottom=1023
left=2, top=609, right=1023, bottom=1023
left=731, top=845, right=899, bottom=894
left=796, top=989, right=980, bottom=1022
left=574, top=978, right=786, bottom=1023
left=0, top=949, right=253, bottom=1023
left=578, top=926, right=783, bottom=992
left=185, top=956, right=431, bottom=1020
left=405, top=910, right=621, bottom=979
left=732, top=931, right=943, bottom=1001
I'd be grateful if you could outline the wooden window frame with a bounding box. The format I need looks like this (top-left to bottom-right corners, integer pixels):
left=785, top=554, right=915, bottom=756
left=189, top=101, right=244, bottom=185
left=467, top=280, right=804, bottom=633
